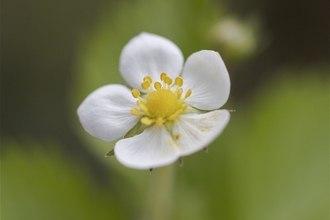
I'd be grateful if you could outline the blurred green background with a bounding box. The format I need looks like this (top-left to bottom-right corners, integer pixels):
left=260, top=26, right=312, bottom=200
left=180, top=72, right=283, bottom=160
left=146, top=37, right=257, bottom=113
left=2, top=0, right=329, bottom=219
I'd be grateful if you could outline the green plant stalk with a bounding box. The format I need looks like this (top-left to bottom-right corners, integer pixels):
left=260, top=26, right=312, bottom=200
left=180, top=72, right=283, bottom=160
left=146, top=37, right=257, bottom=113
left=146, top=164, right=175, bottom=220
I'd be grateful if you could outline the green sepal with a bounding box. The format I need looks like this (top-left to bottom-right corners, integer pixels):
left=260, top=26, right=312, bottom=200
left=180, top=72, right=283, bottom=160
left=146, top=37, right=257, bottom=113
left=104, top=149, right=114, bottom=157
left=123, top=121, right=147, bottom=139
left=185, top=106, right=210, bottom=114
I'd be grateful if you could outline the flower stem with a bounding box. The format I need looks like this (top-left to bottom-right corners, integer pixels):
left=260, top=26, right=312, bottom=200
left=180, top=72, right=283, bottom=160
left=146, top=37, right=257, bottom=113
left=146, top=164, right=175, bottom=220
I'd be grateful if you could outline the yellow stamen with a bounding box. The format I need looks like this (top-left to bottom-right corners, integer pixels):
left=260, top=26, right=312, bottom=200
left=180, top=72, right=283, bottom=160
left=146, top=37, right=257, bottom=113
left=130, top=108, right=140, bottom=116
left=185, top=89, right=192, bottom=98
left=160, top=72, right=167, bottom=81
left=143, top=76, right=152, bottom=83
left=131, top=89, right=140, bottom=98
left=154, top=82, right=162, bottom=90
left=141, top=81, right=150, bottom=90
left=141, top=117, right=153, bottom=125
left=137, top=100, right=148, bottom=113
left=182, top=104, right=188, bottom=112
left=155, top=117, right=164, bottom=126
left=175, top=77, right=183, bottom=86
left=167, top=109, right=182, bottom=120
left=177, top=88, right=183, bottom=98
left=164, top=76, right=172, bottom=85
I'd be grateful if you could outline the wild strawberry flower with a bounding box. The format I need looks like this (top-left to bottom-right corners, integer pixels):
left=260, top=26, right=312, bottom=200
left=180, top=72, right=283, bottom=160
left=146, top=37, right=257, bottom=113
left=77, top=33, right=231, bottom=170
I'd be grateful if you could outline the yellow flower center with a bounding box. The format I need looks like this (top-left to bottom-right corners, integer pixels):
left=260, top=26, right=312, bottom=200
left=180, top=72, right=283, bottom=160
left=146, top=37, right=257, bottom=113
left=130, top=72, right=192, bottom=126
left=147, top=89, right=179, bottom=118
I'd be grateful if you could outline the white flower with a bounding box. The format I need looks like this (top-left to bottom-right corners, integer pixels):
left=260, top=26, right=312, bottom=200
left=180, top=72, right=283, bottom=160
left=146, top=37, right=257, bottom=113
left=77, top=33, right=231, bottom=169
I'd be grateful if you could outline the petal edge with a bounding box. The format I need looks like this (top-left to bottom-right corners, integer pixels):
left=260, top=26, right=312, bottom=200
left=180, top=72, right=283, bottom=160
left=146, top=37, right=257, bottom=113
left=182, top=50, right=230, bottom=110
left=120, top=33, right=184, bottom=90
left=77, top=84, right=139, bottom=142
left=114, top=125, right=179, bottom=169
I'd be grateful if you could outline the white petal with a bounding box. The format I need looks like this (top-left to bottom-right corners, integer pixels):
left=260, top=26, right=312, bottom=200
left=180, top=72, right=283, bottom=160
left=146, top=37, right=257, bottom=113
left=77, top=84, right=139, bottom=142
left=114, top=125, right=179, bottom=169
left=120, top=33, right=184, bottom=90
left=172, top=110, right=230, bottom=156
left=182, top=50, right=230, bottom=110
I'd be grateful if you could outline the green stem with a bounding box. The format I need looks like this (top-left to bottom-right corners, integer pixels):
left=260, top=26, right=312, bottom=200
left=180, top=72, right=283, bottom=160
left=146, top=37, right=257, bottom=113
left=146, top=164, right=175, bottom=220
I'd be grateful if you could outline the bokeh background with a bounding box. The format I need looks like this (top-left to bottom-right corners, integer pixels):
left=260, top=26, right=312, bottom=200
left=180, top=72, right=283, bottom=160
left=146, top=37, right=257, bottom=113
left=2, top=0, right=329, bottom=219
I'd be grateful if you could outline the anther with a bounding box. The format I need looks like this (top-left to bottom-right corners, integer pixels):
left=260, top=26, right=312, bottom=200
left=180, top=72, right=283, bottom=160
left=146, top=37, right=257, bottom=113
left=143, top=76, right=152, bottom=83
left=175, top=77, right=183, bottom=87
left=141, top=81, right=150, bottom=90
left=154, top=82, right=162, bottom=90
left=130, top=108, right=140, bottom=116
left=141, top=117, right=153, bottom=125
left=131, top=89, right=140, bottom=98
left=164, top=76, right=172, bottom=85
left=160, top=72, right=167, bottom=81
left=185, top=89, right=192, bottom=98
